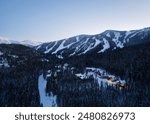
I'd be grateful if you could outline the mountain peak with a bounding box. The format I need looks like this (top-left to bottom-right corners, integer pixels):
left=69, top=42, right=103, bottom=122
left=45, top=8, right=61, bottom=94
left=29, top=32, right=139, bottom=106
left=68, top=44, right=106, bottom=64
left=36, top=27, right=150, bottom=58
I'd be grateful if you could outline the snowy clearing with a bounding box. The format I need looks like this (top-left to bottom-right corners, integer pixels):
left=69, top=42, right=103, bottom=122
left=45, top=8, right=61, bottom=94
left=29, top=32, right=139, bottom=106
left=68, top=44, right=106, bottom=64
left=38, top=74, right=57, bottom=107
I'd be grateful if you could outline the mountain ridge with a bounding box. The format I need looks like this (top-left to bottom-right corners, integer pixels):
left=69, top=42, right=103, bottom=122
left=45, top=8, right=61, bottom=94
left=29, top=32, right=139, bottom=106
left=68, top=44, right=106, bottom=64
left=35, top=27, right=150, bottom=58
left=0, top=36, right=41, bottom=47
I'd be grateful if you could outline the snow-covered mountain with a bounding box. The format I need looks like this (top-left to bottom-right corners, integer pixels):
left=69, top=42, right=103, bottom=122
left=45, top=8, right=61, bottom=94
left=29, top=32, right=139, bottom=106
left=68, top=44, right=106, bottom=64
left=36, top=27, right=150, bottom=58
left=0, top=36, right=41, bottom=47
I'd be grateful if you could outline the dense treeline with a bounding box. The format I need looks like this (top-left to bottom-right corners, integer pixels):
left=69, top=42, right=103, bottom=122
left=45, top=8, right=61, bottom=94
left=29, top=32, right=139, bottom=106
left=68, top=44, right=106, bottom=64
left=58, top=42, right=150, bottom=106
left=64, top=42, right=150, bottom=83
left=0, top=42, right=150, bottom=107
left=45, top=64, right=150, bottom=107
left=0, top=44, right=60, bottom=107
left=65, top=42, right=150, bottom=80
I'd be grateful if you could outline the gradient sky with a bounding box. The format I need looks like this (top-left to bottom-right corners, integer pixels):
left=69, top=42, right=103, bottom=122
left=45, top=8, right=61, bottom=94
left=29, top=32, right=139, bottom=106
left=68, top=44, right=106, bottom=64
left=0, top=0, right=150, bottom=42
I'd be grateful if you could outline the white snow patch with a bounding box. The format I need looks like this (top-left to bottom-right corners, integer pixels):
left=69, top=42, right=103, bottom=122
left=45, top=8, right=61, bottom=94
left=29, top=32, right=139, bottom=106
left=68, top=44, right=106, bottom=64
left=38, top=74, right=57, bottom=107
left=106, top=33, right=111, bottom=38
left=98, top=38, right=110, bottom=53
left=78, top=38, right=102, bottom=55
left=123, top=30, right=143, bottom=43
left=92, top=37, right=95, bottom=39
left=94, top=39, right=102, bottom=48
left=75, top=73, right=87, bottom=79
left=123, top=31, right=133, bottom=43
left=45, top=42, right=57, bottom=54
left=47, top=70, right=52, bottom=77
left=20, top=40, right=41, bottom=46
left=52, top=40, right=66, bottom=54
left=75, top=67, right=126, bottom=88
left=57, top=55, right=63, bottom=59
left=112, top=32, right=124, bottom=48
left=41, top=58, right=49, bottom=62
left=0, top=36, right=40, bottom=46
left=45, top=38, right=75, bottom=54
left=0, top=58, right=10, bottom=68
left=113, top=47, right=116, bottom=50
left=63, top=63, right=69, bottom=70
left=11, top=55, right=19, bottom=58
left=76, top=36, right=79, bottom=42
left=129, top=30, right=141, bottom=38
left=0, top=51, right=3, bottom=56
left=69, top=38, right=89, bottom=56
left=36, top=45, right=42, bottom=50
left=3, top=62, right=10, bottom=67
left=79, top=38, right=92, bottom=55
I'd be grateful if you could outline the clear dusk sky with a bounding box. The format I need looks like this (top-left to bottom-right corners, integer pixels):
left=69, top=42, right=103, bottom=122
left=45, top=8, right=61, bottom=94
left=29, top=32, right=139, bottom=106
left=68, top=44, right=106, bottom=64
left=0, top=0, right=150, bottom=42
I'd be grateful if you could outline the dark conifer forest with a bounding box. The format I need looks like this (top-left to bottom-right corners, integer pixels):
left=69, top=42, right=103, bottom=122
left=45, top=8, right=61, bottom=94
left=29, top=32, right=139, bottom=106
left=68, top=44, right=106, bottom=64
left=0, top=29, right=150, bottom=107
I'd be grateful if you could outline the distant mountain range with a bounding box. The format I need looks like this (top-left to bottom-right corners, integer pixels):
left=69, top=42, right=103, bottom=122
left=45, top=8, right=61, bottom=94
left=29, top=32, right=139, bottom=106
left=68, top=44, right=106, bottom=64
left=0, top=36, right=41, bottom=47
left=35, top=27, right=150, bottom=58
